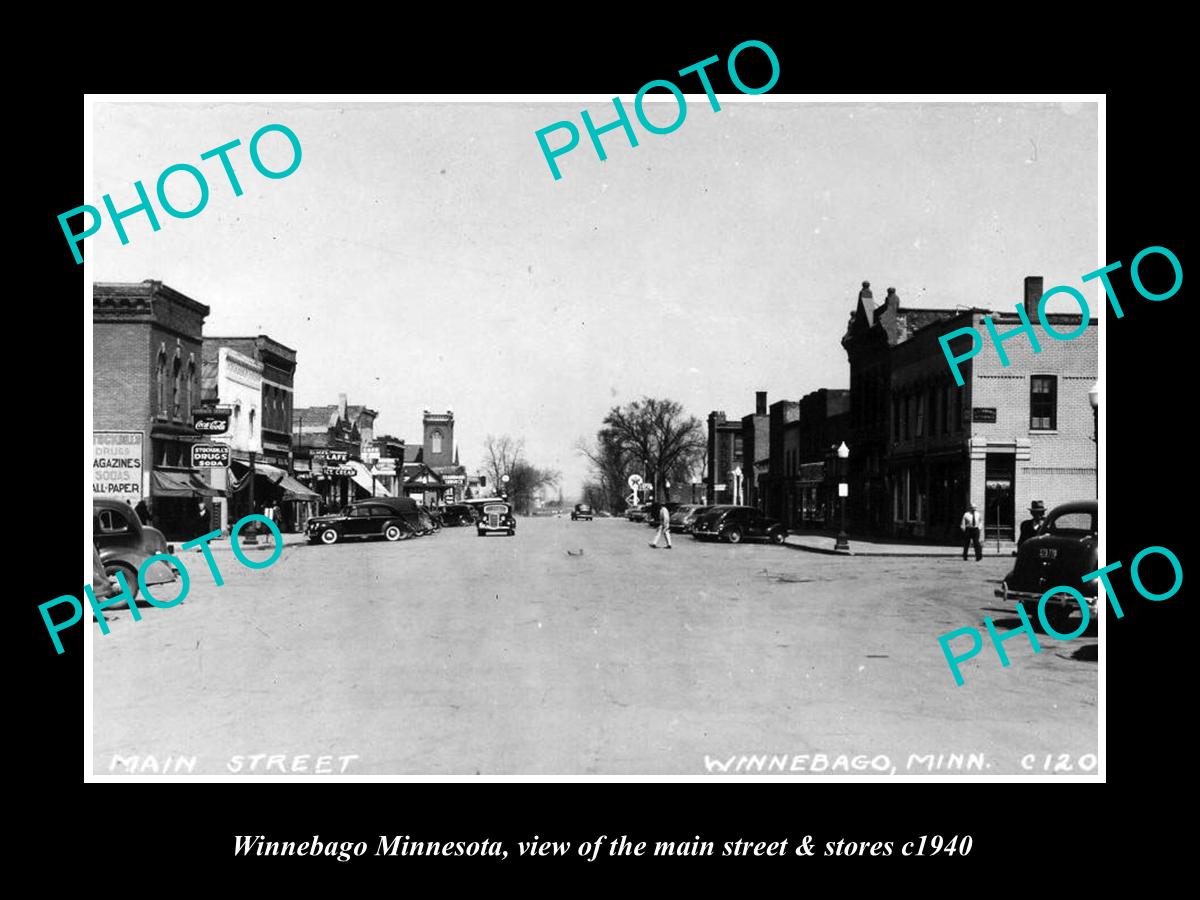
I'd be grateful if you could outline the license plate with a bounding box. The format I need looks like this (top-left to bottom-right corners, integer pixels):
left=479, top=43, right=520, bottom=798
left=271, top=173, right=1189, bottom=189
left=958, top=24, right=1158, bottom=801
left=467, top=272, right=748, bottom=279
left=1039, top=548, right=1058, bottom=559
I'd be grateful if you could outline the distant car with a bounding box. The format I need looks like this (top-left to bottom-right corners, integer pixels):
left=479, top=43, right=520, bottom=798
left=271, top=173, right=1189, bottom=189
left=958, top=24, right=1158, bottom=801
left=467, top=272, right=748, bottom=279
left=997, top=500, right=1098, bottom=633
left=478, top=501, right=516, bottom=537
left=691, top=505, right=787, bottom=544
left=438, top=504, right=476, bottom=527
left=670, top=504, right=710, bottom=533
left=306, top=498, right=419, bottom=545
left=625, top=505, right=650, bottom=522
left=571, top=503, right=593, bottom=521
left=93, top=497, right=179, bottom=600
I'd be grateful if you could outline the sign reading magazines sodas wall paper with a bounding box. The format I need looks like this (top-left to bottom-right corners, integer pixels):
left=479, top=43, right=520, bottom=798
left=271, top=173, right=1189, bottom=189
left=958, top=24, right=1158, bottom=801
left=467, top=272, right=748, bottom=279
left=93, top=431, right=143, bottom=502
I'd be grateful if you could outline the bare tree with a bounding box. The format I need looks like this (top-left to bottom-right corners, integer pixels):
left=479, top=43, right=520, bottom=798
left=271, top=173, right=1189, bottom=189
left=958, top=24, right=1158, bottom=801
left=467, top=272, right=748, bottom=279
left=599, top=398, right=705, bottom=502
left=575, top=428, right=631, bottom=512
left=481, top=434, right=524, bottom=494
left=481, top=434, right=559, bottom=514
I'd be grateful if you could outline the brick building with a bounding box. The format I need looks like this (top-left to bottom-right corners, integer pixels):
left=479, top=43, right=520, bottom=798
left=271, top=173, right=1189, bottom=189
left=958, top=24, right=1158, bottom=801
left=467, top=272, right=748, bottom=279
left=795, top=388, right=850, bottom=528
left=93, top=280, right=218, bottom=540
left=759, top=399, right=800, bottom=525
left=842, top=277, right=1096, bottom=541
left=203, top=335, right=297, bottom=470
left=740, top=392, right=770, bottom=510
left=705, top=411, right=744, bottom=505
left=292, top=395, right=378, bottom=510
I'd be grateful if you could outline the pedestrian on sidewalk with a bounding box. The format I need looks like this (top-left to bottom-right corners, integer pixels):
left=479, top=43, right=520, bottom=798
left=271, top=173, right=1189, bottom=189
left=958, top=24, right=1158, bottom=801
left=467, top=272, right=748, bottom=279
left=649, top=502, right=673, bottom=549
left=961, top=503, right=983, bottom=561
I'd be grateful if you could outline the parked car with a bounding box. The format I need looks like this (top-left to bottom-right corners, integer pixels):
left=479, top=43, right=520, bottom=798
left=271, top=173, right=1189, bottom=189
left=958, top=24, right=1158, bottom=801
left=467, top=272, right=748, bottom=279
left=643, top=502, right=680, bottom=527
left=670, top=504, right=710, bottom=533
left=571, top=503, right=594, bottom=521
left=439, top=504, right=477, bottom=527
left=625, top=504, right=650, bottom=522
left=306, top=498, right=419, bottom=545
left=997, top=500, right=1097, bottom=632
left=477, top=501, right=516, bottom=537
left=93, top=497, right=179, bottom=600
left=691, top=505, right=787, bottom=544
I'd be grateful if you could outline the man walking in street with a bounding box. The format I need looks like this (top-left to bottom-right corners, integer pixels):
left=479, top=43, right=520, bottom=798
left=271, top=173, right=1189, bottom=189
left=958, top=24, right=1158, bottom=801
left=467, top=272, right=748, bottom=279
left=649, top=501, right=673, bottom=549
left=961, top=503, right=983, bottom=561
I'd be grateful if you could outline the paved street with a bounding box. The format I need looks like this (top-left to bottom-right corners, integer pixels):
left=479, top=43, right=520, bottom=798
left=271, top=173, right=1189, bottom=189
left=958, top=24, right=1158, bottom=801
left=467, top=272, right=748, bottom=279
left=94, top=517, right=1097, bottom=776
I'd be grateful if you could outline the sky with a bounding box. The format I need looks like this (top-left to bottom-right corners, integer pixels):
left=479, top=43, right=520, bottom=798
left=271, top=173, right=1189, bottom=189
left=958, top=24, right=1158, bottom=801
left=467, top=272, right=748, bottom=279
left=91, top=100, right=1098, bottom=497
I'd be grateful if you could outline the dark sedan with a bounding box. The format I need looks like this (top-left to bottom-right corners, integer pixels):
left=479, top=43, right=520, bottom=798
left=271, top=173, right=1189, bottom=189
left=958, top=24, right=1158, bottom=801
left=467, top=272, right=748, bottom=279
left=439, top=504, right=477, bottom=527
left=571, top=503, right=594, bottom=521
left=997, top=500, right=1097, bottom=633
left=669, top=504, right=710, bottom=533
left=93, top=497, right=178, bottom=600
left=691, top=505, right=787, bottom=544
left=306, top=498, right=419, bottom=545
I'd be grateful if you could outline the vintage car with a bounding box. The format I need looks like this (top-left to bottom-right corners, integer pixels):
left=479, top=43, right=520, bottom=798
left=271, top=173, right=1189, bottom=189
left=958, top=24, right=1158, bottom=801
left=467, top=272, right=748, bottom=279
left=571, top=503, right=594, bottom=521
left=670, top=504, right=710, bottom=533
left=306, top=497, right=420, bottom=545
left=625, top=504, right=650, bottom=523
left=997, top=500, right=1098, bottom=632
left=92, top=497, right=179, bottom=600
left=643, top=502, right=680, bottom=527
left=439, top=504, right=477, bottom=527
left=477, top=501, right=516, bottom=537
left=691, top=505, right=787, bottom=544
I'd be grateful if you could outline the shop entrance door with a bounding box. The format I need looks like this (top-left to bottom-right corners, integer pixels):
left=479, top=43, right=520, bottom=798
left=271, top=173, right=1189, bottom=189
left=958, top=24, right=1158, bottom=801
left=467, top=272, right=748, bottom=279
left=984, top=453, right=1015, bottom=541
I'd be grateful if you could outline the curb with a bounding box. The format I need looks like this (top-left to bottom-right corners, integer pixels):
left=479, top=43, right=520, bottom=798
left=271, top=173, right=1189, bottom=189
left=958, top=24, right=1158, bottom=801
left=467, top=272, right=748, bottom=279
left=781, top=541, right=1013, bottom=559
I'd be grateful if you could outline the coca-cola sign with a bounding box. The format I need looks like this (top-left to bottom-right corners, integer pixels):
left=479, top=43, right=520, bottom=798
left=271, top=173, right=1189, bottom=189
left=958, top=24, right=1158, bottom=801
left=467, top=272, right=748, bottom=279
left=193, top=409, right=231, bottom=434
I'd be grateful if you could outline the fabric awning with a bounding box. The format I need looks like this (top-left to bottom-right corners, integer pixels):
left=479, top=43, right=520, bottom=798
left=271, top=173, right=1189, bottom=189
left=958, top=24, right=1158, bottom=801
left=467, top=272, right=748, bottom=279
left=278, top=474, right=320, bottom=501
left=231, top=459, right=287, bottom=485
left=151, top=469, right=222, bottom=498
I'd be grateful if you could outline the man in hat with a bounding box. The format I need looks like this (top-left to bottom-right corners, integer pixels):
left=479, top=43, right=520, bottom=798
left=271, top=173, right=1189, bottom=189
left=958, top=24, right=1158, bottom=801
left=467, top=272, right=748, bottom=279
left=1017, top=500, right=1047, bottom=548
left=961, top=503, right=983, bottom=561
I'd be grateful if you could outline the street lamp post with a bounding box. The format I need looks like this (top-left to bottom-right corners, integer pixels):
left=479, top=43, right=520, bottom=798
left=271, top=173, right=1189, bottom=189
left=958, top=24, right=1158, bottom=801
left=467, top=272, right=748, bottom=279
left=1088, top=381, right=1099, bottom=499
left=835, top=441, right=850, bottom=551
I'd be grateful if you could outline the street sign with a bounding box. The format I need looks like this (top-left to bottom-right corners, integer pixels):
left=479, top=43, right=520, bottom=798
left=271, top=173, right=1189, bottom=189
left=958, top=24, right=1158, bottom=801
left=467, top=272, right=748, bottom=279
left=193, top=409, right=231, bottom=435
left=714, top=483, right=727, bottom=491
left=627, top=474, right=643, bottom=488
left=191, top=443, right=231, bottom=468
left=331, top=465, right=357, bottom=476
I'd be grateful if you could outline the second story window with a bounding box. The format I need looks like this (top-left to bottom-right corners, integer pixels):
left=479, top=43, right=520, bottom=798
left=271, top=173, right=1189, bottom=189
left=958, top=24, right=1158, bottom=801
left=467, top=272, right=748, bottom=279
left=1030, top=375, right=1058, bottom=431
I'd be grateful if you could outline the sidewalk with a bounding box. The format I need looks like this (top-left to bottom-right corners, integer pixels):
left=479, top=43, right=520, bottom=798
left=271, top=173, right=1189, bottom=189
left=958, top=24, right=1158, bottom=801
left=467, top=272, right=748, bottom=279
left=173, top=532, right=310, bottom=553
left=782, top=531, right=1016, bottom=558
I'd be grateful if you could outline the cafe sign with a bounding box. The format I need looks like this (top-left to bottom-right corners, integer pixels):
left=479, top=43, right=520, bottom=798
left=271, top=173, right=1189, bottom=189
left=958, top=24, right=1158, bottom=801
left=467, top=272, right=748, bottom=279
left=312, top=449, right=350, bottom=464
left=193, top=408, right=231, bottom=434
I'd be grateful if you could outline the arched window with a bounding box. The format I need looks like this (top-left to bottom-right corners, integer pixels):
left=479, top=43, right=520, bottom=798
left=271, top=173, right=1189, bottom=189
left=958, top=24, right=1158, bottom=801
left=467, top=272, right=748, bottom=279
left=172, top=352, right=182, bottom=419
left=186, top=356, right=196, bottom=418
left=156, top=347, right=167, bottom=417
left=431, top=430, right=443, bottom=454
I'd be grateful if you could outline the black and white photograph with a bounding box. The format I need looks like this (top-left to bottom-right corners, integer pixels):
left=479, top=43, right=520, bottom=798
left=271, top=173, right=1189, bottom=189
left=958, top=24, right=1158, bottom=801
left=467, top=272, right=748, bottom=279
left=83, top=95, right=1103, bottom=779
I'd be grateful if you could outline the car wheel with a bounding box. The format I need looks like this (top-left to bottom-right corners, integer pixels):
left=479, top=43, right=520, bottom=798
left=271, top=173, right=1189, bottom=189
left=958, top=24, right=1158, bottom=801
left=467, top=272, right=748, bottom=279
left=725, top=528, right=742, bottom=544
left=507, top=529, right=515, bottom=536
left=319, top=528, right=339, bottom=545
left=104, top=563, right=139, bottom=604
left=383, top=524, right=403, bottom=542
left=770, top=530, right=785, bottom=544
left=1039, top=606, right=1076, bottom=635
